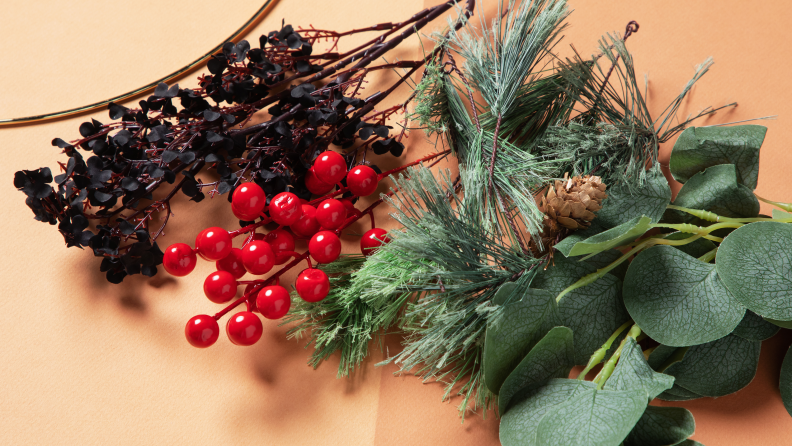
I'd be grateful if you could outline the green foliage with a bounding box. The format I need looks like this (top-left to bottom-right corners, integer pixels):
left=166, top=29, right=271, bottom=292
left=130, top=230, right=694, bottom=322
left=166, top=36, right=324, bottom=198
left=604, top=338, right=674, bottom=401
left=717, top=221, right=792, bottom=320
left=780, top=344, right=792, bottom=417
left=483, top=286, right=559, bottom=394
left=670, top=125, right=767, bottom=189
left=731, top=310, right=780, bottom=341
left=596, top=166, right=672, bottom=228
left=666, top=164, right=759, bottom=223
left=497, top=327, right=575, bottom=414
left=561, top=215, right=651, bottom=258
left=623, top=245, right=745, bottom=347
left=624, top=406, right=696, bottom=446
left=664, top=232, right=717, bottom=258
left=663, top=334, right=760, bottom=397
left=531, top=255, right=629, bottom=364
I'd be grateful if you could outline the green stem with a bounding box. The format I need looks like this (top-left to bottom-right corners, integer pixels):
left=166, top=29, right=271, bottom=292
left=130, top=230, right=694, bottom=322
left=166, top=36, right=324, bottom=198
left=577, top=320, right=633, bottom=379
left=756, top=194, right=792, bottom=213
left=593, top=325, right=642, bottom=390
left=667, top=204, right=792, bottom=223
left=698, top=247, right=718, bottom=263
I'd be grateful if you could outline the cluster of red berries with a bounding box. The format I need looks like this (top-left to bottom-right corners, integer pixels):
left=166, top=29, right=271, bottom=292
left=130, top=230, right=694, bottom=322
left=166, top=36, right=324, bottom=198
left=162, top=151, right=391, bottom=348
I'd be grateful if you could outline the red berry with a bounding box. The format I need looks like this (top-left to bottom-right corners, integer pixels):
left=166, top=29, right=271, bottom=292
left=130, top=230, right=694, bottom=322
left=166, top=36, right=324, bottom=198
left=291, top=205, right=320, bottom=239
left=163, top=243, right=197, bottom=276
left=226, top=311, right=263, bottom=346
left=347, top=165, right=379, bottom=197
left=215, top=248, right=246, bottom=279
left=361, top=228, right=390, bottom=256
left=309, top=230, right=342, bottom=264
left=295, top=268, right=330, bottom=302
left=340, top=198, right=357, bottom=218
left=305, top=167, right=335, bottom=195
left=256, top=285, right=292, bottom=320
left=231, top=183, right=267, bottom=221
left=185, top=315, right=219, bottom=348
left=269, top=192, right=303, bottom=226
left=241, top=240, right=275, bottom=275
left=203, top=271, right=238, bottom=303
left=195, top=227, right=232, bottom=261
left=265, top=229, right=296, bottom=265
left=313, top=151, right=347, bottom=185
left=316, top=199, right=346, bottom=230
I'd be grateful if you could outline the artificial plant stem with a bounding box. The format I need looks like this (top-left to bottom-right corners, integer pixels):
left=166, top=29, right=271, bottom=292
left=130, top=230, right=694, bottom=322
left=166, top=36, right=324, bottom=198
left=698, top=247, right=718, bottom=263
left=593, top=324, right=642, bottom=390
left=755, top=194, right=792, bottom=213
left=667, top=204, right=792, bottom=223
left=577, top=319, right=634, bottom=379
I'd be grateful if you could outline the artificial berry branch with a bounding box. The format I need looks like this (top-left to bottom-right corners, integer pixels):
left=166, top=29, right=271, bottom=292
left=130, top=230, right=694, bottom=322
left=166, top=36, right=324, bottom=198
left=14, top=1, right=475, bottom=283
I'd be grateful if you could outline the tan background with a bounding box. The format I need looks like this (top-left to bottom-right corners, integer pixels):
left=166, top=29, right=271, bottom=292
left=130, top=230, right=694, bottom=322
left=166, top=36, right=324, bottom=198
left=2, top=0, right=792, bottom=444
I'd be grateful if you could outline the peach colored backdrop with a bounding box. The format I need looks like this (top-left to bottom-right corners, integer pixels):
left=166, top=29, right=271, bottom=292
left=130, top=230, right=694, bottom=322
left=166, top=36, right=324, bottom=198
left=2, top=0, right=792, bottom=444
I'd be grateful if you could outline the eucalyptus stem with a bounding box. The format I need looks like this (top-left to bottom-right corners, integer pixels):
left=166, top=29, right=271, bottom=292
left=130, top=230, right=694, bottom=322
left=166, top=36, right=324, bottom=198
left=577, top=319, right=633, bottom=379
left=755, top=194, right=792, bottom=213
left=698, top=247, right=718, bottom=263
left=667, top=204, right=792, bottom=223
left=593, top=324, right=642, bottom=390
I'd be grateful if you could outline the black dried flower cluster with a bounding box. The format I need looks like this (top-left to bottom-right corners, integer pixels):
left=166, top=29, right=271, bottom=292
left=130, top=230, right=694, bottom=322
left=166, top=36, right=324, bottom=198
left=13, top=2, right=463, bottom=283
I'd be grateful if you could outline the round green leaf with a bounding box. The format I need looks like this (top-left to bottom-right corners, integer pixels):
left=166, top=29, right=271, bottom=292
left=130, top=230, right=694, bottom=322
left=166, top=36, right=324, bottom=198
left=624, top=406, right=696, bottom=446
left=664, top=334, right=760, bottom=397
left=666, top=164, right=759, bottom=224
left=717, top=221, right=792, bottom=320
left=604, top=338, right=674, bottom=401
left=623, top=245, right=745, bottom=347
left=731, top=310, right=780, bottom=341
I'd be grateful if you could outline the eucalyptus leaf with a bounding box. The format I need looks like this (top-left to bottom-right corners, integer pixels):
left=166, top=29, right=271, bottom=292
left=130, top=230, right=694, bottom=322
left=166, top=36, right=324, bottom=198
left=656, top=384, right=704, bottom=402
left=773, top=209, right=792, bottom=220
left=532, top=255, right=629, bottom=364
left=500, top=379, right=597, bottom=446
left=623, top=245, right=745, bottom=347
left=566, top=216, right=651, bottom=258
left=666, top=164, right=759, bottom=223
left=624, top=406, right=695, bottom=446
left=669, top=125, right=766, bottom=189
left=583, top=249, right=629, bottom=281
left=596, top=166, right=671, bottom=229
left=731, top=310, right=780, bottom=341
left=554, top=221, right=606, bottom=257
left=663, top=334, right=760, bottom=397
left=766, top=318, right=792, bottom=329
left=779, top=344, right=792, bottom=417
left=717, top=221, right=792, bottom=320
left=498, top=327, right=575, bottom=414
left=484, top=286, right=558, bottom=394
left=604, top=337, right=674, bottom=401
left=535, top=384, right=646, bottom=446
left=647, top=345, right=687, bottom=372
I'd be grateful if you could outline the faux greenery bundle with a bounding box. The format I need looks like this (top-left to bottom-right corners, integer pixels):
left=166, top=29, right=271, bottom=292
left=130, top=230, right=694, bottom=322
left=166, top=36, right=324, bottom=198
left=286, top=0, right=792, bottom=444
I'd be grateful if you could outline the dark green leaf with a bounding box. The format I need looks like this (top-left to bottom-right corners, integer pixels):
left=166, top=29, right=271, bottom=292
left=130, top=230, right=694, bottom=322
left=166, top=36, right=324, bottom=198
left=663, top=232, right=717, bottom=259
left=669, top=125, right=766, bottom=189
left=566, top=216, right=651, bottom=258
left=604, top=338, right=674, bottom=400
left=766, top=318, right=792, bottom=329
left=532, top=255, right=629, bottom=364
left=732, top=310, right=779, bottom=341
left=623, top=245, right=745, bottom=346
left=583, top=249, right=629, bottom=281
left=624, top=406, right=695, bottom=446
left=484, top=286, right=558, bottom=394
left=647, top=345, right=687, bottom=372
left=656, top=384, right=704, bottom=402
left=498, top=327, right=575, bottom=414
left=717, top=222, right=792, bottom=320
left=535, top=385, right=646, bottom=446
left=779, top=344, right=792, bottom=417
left=500, top=379, right=596, bottom=446
left=554, top=221, right=606, bottom=257
left=663, top=334, right=760, bottom=397
left=596, top=166, right=671, bottom=229
left=666, top=164, right=759, bottom=223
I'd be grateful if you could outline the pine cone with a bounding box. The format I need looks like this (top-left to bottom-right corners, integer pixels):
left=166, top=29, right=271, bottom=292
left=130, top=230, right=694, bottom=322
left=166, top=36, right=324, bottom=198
left=532, top=174, right=607, bottom=256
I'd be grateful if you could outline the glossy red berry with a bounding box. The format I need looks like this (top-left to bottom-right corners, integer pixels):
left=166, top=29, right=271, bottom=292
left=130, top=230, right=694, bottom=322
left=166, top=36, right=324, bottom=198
left=231, top=182, right=267, bottom=221
left=256, top=285, right=292, bottom=320
left=309, top=230, right=342, bottom=264
left=226, top=311, right=263, bottom=346
left=215, top=248, right=246, bottom=279
left=195, top=227, right=232, bottom=261
left=203, top=271, right=238, bottom=304
left=163, top=243, right=197, bottom=276
left=185, top=315, right=219, bottom=348
left=269, top=192, right=303, bottom=226
left=241, top=240, right=275, bottom=275
left=347, top=165, right=379, bottom=196
left=361, top=228, right=390, bottom=256
left=340, top=198, right=357, bottom=218
left=315, top=199, right=346, bottom=230
left=313, top=151, right=347, bottom=185
left=290, top=205, right=320, bottom=239
left=264, top=229, right=296, bottom=265
left=305, top=167, right=335, bottom=195
left=295, top=268, right=330, bottom=302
